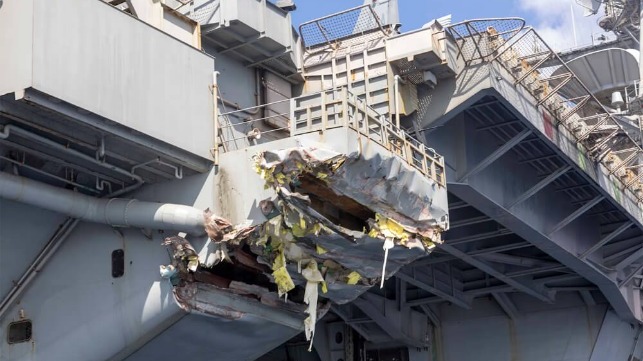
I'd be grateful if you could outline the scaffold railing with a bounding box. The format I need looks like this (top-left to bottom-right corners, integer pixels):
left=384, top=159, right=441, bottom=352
left=446, top=18, right=643, bottom=202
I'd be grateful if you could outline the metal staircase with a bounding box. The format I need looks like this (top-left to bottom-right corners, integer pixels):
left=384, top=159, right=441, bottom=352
left=447, top=18, right=643, bottom=201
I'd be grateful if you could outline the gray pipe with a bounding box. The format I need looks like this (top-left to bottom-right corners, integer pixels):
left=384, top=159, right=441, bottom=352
left=0, top=171, right=205, bottom=235
left=0, top=124, right=144, bottom=185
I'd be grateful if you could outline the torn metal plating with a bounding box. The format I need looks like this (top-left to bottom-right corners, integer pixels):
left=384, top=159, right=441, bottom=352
left=249, top=145, right=448, bottom=346
left=160, top=145, right=448, bottom=350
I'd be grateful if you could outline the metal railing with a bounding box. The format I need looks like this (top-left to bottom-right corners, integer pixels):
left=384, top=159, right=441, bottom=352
left=216, top=97, right=292, bottom=152
left=298, top=4, right=387, bottom=50
left=446, top=18, right=643, bottom=201
left=290, top=87, right=446, bottom=186
left=216, top=86, right=446, bottom=187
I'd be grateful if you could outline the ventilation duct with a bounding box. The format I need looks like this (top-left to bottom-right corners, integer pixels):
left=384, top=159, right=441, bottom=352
left=0, top=171, right=205, bottom=235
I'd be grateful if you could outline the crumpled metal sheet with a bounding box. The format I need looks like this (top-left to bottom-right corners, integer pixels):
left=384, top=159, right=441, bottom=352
left=255, top=145, right=449, bottom=238
left=329, top=145, right=449, bottom=236
left=251, top=145, right=449, bottom=305
left=280, top=189, right=427, bottom=279
left=162, top=143, right=449, bottom=343
left=286, top=263, right=372, bottom=305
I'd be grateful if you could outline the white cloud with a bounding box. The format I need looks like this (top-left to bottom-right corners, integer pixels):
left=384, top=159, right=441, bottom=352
left=518, top=0, right=611, bottom=50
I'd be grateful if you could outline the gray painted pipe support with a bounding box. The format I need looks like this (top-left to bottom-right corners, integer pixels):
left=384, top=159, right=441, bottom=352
left=0, top=171, right=205, bottom=235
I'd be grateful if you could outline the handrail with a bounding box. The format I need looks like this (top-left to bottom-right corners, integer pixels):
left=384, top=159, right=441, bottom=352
left=290, top=86, right=446, bottom=186
left=216, top=84, right=446, bottom=187
left=445, top=18, right=643, bottom=202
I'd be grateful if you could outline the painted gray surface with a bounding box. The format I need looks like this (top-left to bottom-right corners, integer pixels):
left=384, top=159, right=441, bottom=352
left=427, top=112, right=636, bottom=321
left=0, top=171, right=206, bottom=234
left=0, top=220, right=182, bottom=361
left=421, top=61, right=643, bottom=228
left=488, top=64, right=643, bottom=227
left=0, top=171, right=216, bottom=361
left=0, top=0, right=215, bottom=160
left=438, top=297, right=607, bottom=361
left=0, top=199, right=66, bottom=301
left=0, top=0, right=33, bottom=97
left=125, top=313, right=300, bottom=361
left=419, top=54, right=643, bottom=322
left=589, top=310, right=639, bottom=361
left=210, top=47, right=258, bottom=111
left=192, top=0, right=295, bottom=52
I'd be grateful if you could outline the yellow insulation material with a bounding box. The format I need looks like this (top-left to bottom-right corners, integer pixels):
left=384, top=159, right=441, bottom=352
left=272, top=249, right=295, bottom=298
left=316, top=244, right=327, bottom=255
left=346, top=271, right=361, bottom=285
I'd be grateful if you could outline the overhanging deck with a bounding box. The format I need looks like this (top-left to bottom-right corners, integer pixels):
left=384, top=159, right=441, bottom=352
left=413, top=19, right=643, bottom=322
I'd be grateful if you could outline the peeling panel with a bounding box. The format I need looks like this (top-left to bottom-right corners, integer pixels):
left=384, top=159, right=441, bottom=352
left=161, top=142, right=448, bottom=351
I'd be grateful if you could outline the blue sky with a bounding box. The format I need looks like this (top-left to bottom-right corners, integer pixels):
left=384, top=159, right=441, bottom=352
left=290, top=0, right=610, bottom=50
left=291, top=0, right=526, bottom=29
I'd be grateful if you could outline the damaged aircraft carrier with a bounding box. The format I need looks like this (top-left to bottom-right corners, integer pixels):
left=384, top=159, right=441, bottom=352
left=2, top=0, right=643, bottom=360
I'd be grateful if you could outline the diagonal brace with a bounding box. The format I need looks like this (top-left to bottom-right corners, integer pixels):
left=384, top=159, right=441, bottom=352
left=549, top=196, right=603, bottom=235
left=619, top=263, right=643, bottom=287
left=507, top=165, right=571, bottom=209
left=580, top=221, right=633, bottom=259
left=459, top=129, right=531, bottom=181
left=396, top=271, right=471, bottom=309
left=439, top=243, right=554, bottom=303
left=492, top=292, right=519, bottom=320
left=615, top=245, right=643, bottom=271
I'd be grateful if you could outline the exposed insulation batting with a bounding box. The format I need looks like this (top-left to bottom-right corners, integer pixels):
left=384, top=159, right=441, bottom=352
left=272, top=247, right=295, bottom=298
left=253, top=146, right=448, bottom=237
left=162, top=144, right=448, bottom=351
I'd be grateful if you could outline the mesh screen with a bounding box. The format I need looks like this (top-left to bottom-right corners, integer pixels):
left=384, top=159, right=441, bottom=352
left=299, top=5, right=383, bottom=49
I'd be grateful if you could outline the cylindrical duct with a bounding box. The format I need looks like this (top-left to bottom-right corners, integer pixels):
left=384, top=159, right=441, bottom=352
left=0, top=171, right=205, bottom=234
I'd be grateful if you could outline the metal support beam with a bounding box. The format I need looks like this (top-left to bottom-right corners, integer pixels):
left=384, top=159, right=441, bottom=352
left=449, top=175, right=636, bottom=321
left=220, top=35, right=262, bottom=54
left=396, top=272, right=471, bottom=309
left=449, top=215, right=491, bottom=228
left=407, top=296, right=442, bottom=306
left=579, top=290, right=597, bottom=306
left=519, top=154, right=560, bottom=164
left=418, top=304, right=440, bottom=327
left=331, top=305, right=373, bottom=341
left=605, top=234, right=643, bottom=252
left=507, top=165, right=571, bottom=209
left=470, top=241, right=533, bottom=254
left=605, top=244, right=643, bottom=264
left=397, top=278, right=407, bottom=311
left=580, top=221, right=633, bottom=259
left=548, top=196, right=603, bottom=235
left=465, top=274, right=584, bottom=296
left=479, top=253, right=558, bottom=268
left=439, top=244, right=554, bottom=302
left=492, top=292, right=519, bottom=320
left=420, top=304, right=440, bottom=327
left=476, top=119, right=520, bottom=131
left=619, top=263, right=643, bottom=287
left=506, top=265, right=567, bottom=277
left=615, top=246, right=643, bottom=271
left=414, top=241, right=532, bottom=266
left=353, top=293, right=430, bottom=347
left=447, top=229, right=514, bottom=245
left=458, top=129, right=531, bottom=181
left=448, top=201, right=470, bottom=210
